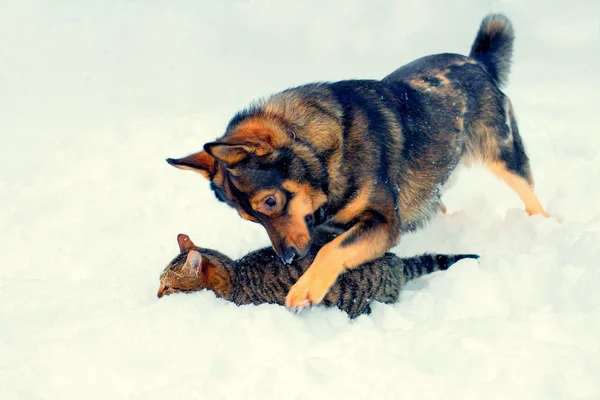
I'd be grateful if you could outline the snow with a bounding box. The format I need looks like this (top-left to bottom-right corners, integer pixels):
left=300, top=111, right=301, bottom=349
left=1, top=0, right=599, bottom=399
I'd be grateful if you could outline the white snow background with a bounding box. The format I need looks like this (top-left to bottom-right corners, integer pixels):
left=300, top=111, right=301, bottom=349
left=1, top=0, right=600, bottom=399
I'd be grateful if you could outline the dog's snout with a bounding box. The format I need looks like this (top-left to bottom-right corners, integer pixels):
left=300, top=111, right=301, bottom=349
left=280, top=247, right=297, bottom=265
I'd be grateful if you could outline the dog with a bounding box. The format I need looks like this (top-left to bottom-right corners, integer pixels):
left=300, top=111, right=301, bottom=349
left=167, top=14, right=546, bottom=310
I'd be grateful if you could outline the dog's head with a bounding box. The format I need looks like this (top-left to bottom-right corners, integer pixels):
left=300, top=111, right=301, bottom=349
left=167, top=114, right=328, bottom=264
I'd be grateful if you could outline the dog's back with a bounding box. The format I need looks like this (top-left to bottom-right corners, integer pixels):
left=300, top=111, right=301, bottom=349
left=384, top=14, right=518, bottom=168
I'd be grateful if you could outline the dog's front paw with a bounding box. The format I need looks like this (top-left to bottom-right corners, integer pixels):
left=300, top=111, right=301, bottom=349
left=285, top=285, right=311, bottom=311
left=285, top=271, right=333, bottom=310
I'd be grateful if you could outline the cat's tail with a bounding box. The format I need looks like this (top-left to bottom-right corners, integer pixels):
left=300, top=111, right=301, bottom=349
left=402, top=253, right=479, bottom=281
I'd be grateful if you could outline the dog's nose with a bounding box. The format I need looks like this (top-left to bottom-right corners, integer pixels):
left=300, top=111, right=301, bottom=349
left=280, top=247, right=297, bottom=265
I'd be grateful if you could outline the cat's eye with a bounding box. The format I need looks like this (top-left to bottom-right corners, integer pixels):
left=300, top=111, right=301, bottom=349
left=264, top=196, right=277, bottom=210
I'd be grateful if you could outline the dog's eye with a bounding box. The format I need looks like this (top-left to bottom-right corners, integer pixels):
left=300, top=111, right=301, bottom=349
left=164, top=285, right=170, bottom=290
left=264, top=196, right=277, bottom=210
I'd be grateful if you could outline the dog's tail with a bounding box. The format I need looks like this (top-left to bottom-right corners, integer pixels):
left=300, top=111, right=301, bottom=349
left=402, top=253, right=479, bottom=281
left=469, top=14, right=515, bottom=88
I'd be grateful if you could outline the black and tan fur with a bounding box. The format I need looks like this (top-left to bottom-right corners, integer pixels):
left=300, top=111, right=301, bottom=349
left=167, top=15, right=546, bottom=309
left=158, top=228, right=479, bottom=319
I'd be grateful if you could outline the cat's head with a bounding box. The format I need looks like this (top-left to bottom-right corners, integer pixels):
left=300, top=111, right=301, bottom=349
left=157, top=234, right=234, bottom=299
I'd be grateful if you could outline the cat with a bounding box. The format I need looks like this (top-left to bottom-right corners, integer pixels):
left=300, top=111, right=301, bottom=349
left=158, top=226, right=478, bottom=318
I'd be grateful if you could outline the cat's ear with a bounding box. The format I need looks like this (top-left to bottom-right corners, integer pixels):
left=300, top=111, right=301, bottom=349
left=166, top=150, right=215, bottom=180
left=183, top=250, right=203, bottom=276
left=177, top=233, right=196, bottom=253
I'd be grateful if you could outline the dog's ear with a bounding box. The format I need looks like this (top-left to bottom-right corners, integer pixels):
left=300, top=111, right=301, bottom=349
left=204, top=142, right=256, bottom=165
left=166, top=151, right=215, bottom=180
left=205, top=119, right=291, bottom=165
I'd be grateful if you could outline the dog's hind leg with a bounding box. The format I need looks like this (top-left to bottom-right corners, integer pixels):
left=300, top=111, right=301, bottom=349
left=487, top=161, right=546, bottom=217
left=485, top=101, right=547, bottom=217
